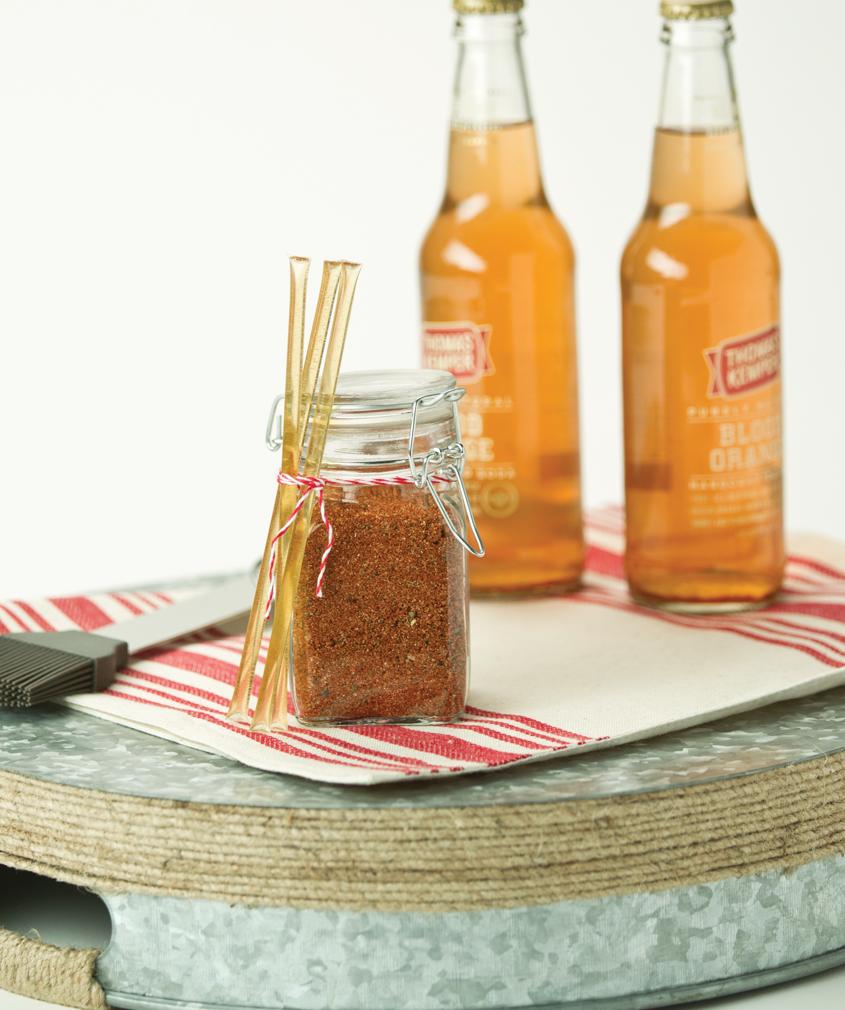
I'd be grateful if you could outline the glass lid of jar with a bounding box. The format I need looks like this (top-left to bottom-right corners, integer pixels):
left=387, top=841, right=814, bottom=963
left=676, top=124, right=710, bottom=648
left=332, top=369, right=456, bottom=414
left=321, top=370, right=459, bottom=470
left=265, top=369, right=457, bottom=451
left=263, top=368, right=485, bottom=558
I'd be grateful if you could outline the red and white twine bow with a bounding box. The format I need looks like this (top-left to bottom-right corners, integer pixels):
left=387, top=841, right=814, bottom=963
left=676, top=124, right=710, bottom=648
left=265, top=474, right=333, bottom=612
left=265, top=471, right=452, bottom=613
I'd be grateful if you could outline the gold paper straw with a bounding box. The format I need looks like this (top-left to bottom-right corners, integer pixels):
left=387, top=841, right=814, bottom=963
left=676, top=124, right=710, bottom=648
left=252, top=261, right=361, bottom=732
left=267, top=261, right=362, bottom=731
left=226, top=257, right=310, bottom=723
left=242, top=261, right=344, bottom=728
left=297, top=262, right=344, bottom=458
left=283, top=257, right=310, bottom=472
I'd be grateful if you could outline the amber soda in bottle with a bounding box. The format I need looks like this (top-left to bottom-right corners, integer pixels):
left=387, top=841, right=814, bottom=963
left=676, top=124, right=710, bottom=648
left=420, top=0, right=584, bottom=596
left=621, top=0, right=783, bottom=611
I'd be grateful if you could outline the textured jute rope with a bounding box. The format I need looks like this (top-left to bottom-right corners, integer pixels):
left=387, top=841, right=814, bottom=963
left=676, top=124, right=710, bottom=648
left=0, top=926, right=106, bottom=1009
left=1, top=752, right=844, bottom=913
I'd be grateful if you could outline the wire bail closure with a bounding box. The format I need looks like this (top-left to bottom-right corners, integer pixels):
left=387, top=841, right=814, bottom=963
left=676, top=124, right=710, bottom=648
left=265, top=394, right=285, bottom=451
left=407, top=387, right=485, bottom=559
left=266, top=384, right=485, bottom=560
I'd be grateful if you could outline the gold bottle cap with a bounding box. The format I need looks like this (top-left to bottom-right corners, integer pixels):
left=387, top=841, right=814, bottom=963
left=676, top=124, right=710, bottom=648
left=660, top=0, right=733, bottom=19
left=453, top=0, right=524, bottom=13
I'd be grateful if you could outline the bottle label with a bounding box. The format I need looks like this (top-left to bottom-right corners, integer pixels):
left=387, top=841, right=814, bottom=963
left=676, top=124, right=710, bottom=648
left=422, top=321, right=516, bottom=519
left=704, top=325, right=780, bottom=398
left=422, top=321, right=495, bottom=385
left=685, top=323, right=782, bottom=532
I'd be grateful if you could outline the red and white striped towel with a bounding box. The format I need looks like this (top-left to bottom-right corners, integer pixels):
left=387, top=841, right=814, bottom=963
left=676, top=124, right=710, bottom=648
left=4, top=509, right=845, bottom=785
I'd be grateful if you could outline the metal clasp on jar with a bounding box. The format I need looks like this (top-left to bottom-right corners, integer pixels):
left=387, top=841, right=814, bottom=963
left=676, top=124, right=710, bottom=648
left=407, top=388, right=485, bottom=559
left=265, top=394, right=285, bottom=451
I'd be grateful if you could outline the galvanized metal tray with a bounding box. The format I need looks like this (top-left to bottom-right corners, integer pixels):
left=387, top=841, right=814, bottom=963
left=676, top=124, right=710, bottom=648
left=2, top=679, right=845, bottom=1010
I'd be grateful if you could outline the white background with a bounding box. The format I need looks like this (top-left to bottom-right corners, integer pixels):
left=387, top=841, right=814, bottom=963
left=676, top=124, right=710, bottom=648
left=1, top=0, right=843, bottom=598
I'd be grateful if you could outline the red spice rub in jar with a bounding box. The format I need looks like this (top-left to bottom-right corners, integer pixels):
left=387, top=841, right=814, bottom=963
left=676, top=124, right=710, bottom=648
left=293, top=483, right=468, bottom=723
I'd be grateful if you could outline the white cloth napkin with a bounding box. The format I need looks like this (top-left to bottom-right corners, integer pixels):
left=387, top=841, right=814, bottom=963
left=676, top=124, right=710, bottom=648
left=3, top=508, right=844, bottom=785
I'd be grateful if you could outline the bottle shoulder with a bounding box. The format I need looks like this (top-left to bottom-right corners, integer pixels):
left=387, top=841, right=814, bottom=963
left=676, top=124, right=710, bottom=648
left=421, top=200, right=574, bottom=261
left=621, top=207, right=779, bottom=281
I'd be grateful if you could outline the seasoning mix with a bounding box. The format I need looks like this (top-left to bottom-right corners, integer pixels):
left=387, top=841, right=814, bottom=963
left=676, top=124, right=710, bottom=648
left=291, top=370, right=483, bottom=725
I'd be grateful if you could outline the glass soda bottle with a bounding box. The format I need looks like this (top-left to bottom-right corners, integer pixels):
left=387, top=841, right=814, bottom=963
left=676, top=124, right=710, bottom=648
left=621, top=0, right=783, bottom=611
left=420, top=0, right=584, bottom=596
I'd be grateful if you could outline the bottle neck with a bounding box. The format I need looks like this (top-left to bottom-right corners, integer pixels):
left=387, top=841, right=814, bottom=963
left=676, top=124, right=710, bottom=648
left=446, top=13, right=541, bottom=206
left=657, top=18, right=740, bottom=132
left=649, top=18, right=751, bottom=212
left=451, top=13, right=532, bottom=129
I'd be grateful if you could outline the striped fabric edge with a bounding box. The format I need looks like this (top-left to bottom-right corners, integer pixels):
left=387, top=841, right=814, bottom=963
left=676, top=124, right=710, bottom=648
left=3, top=516, right=845, bottom=784
left=0, top=591, right=604, bottom=781
left=585, top=522, right=845, bottom=670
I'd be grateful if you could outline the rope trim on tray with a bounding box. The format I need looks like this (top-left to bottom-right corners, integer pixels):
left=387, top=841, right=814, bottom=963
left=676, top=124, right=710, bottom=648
left=2, top=752, right=845, bottom=913
left=0, top=926, right=106, bottom=1010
